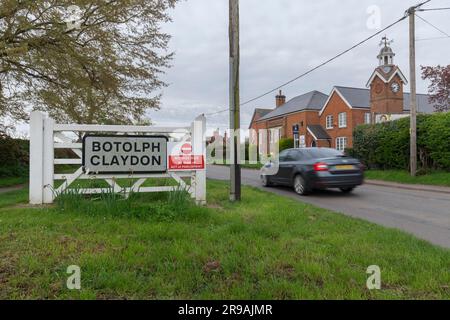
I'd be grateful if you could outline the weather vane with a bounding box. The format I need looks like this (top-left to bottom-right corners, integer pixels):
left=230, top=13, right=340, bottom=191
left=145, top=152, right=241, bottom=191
left=380, top=35, right=394, bottom=47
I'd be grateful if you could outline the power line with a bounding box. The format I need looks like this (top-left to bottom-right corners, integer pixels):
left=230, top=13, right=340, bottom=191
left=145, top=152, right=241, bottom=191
left=207, top=2, right=437, bottom=117
left=418, top=7, right=450, bottom=11
left=240, top=16, right=408, bottom=107
left=206, top=14, right=408, bottom=117
left=205, top=107, right=229, bottom=116
left=415, top=13, right=450, bottom=37
left=416, top=35, right=450, bottom=41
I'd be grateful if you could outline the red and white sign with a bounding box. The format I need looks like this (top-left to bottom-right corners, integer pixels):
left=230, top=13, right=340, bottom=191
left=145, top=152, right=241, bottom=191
left=167, top=142, right=205, bottom=171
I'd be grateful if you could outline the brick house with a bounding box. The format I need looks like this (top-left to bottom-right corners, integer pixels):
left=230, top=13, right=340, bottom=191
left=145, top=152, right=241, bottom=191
left=249, top=39, right=435, bottom=152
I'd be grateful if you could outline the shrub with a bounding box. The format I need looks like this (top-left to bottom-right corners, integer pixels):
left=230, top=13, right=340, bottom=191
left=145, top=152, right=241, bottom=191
left=352, top=112, right=450, bottom=171
left=0, top=132, right=29, bottom=178
left=279, top=138, right=294, bottom=151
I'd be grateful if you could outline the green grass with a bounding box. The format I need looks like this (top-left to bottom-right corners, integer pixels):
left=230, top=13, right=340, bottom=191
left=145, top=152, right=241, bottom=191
left=0, top=180, right=448, bottom=299
left=0, top=176, right=28, bottom=188
left=365, top=170, right=450, bottom=187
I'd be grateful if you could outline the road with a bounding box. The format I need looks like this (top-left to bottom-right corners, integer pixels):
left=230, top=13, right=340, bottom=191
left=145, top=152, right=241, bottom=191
left=207, top=165, right=450, bottom=249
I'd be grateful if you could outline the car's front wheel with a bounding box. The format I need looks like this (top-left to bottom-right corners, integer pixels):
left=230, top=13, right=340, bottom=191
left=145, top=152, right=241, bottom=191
left=294, top=175, right=309, bottom=195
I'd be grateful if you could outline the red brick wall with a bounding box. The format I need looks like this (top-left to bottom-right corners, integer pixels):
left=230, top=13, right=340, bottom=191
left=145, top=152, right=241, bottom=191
left=319, top=92, right=370, bottom=148
left=370, top=74, right=404, bottom=114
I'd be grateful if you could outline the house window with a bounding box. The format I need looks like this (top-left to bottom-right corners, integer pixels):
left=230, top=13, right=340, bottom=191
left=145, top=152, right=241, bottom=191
left=336, top=137, right=348, bottom=152
left=326, top=115, right=333, bottom=129
left=364, top=113, right=371, bottom=124
left=338, top=112, right=347, bottom=128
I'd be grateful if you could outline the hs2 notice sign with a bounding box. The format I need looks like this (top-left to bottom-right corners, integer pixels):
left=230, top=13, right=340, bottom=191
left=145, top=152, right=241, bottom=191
left=167, top=142, right=205, bottom=171
left=82, top=135, right=168, bottom=174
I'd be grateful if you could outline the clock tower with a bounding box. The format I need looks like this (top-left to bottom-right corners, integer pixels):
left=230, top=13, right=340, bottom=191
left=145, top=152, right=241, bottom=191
left=366, top=37, right=408, bottom=117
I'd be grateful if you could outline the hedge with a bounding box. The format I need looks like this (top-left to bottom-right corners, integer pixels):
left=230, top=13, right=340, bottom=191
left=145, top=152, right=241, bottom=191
left=0, top=132, right=29, bottom=178
left=279, top=138, right=294, bottom=152
left=0, top=132, right=79, bottom=178
left=351, top=112, right=450, bottom=171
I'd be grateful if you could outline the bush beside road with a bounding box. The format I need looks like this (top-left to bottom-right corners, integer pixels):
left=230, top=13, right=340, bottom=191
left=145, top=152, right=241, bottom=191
left=0, top=180, right=448, bottom=299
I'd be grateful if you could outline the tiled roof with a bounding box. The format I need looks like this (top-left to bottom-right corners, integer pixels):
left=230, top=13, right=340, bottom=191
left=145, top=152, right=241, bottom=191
left=307, top=125, right=331, bottom=140
left=258, top=91, right=328, bottom=121
left=249, top=108, right=273, bottom=128
left=334, top=86, right=435, bottom=114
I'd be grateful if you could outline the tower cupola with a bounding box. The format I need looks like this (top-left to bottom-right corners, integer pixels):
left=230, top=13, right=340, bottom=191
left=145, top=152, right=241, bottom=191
left=377, top=36, right=395, bottom=66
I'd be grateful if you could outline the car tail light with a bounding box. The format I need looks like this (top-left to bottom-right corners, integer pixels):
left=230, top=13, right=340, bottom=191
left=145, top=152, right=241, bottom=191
left=314, top=162, right=329, bottom=172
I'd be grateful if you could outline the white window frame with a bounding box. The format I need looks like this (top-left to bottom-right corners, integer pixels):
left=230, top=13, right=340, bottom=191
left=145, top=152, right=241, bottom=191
left=338, top=112, right=347, bottom=128
left=326, top=115, right=334, bottom=129
left=364, top=112, right=371, bottom=124
left=336, top=137, right=348, bottom=152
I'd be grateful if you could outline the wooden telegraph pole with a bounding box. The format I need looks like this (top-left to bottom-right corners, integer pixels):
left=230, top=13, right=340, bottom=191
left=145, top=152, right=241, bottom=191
left=229, top=0, right=241, bottom=201
left=408, top=7, right=417, bottom=177
left=408, top=0, right=431, bottom=176
left=408, top=6, right=418, bottom=177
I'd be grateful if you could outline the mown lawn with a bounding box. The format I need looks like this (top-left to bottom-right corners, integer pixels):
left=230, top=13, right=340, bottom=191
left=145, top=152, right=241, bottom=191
left=365, top=170, right=450, bottom=187
left=0, top=180, right=448, bottom=299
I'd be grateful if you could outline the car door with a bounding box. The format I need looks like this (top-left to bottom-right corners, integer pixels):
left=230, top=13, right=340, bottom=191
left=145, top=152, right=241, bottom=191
left=270, top=150, right=289, bottom=183
left=277, top=150, right=297, bottom=185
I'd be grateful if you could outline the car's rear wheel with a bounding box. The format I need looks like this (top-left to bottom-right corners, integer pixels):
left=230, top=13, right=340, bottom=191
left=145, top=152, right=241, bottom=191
left=294, top=175, right=309, bottom=195
left=261, top=175, right=272, bottom=187
left=340, top=187, right=355, bottom=193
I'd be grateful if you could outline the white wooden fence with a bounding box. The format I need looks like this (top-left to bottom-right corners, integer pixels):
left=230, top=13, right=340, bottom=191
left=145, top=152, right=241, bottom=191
left=29, top=111, right=206, bottom=205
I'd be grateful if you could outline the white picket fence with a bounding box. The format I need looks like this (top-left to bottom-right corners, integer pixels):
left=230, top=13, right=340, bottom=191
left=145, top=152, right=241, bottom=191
left=29, top=111, right=206, bottom=205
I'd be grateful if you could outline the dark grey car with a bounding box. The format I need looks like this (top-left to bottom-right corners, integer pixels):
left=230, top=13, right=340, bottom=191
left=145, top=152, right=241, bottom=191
left=261, top=148, right=364, bottom=195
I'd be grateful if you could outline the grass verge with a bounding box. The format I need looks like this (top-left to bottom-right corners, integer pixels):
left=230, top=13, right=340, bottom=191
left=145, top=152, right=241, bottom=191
left=365, top=170, right=450, bottom=188
left=0, top=180, right=448, bottom=299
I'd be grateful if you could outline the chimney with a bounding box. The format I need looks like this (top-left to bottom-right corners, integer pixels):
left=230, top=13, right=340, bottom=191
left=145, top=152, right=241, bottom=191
left=276, top=90, right=286, bottom=108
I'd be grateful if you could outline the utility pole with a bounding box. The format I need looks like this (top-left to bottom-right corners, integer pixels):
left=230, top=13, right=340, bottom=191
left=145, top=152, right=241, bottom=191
left=229, top=0, right=241, bottom=201
left=407, top=0, right=431, bottom=176
left=408, top=6, right=417, bottom=177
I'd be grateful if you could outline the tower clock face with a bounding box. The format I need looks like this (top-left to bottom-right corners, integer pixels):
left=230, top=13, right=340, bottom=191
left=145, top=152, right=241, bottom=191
left=391, top=82, right=400, bottom=93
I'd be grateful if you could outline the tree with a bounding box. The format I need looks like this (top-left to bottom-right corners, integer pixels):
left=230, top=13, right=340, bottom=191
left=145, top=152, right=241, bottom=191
left=0, top=0, right=178, bottom=124
left=421, top=65, right=450, bottom=112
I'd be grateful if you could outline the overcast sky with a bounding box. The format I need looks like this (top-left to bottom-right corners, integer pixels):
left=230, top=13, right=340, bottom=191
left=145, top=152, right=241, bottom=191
left=150, top=0, right=450, bottom=131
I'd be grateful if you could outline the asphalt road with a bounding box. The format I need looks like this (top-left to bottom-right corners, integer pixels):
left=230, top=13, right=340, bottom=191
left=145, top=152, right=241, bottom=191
left=207, top=165, right=450, bottom=249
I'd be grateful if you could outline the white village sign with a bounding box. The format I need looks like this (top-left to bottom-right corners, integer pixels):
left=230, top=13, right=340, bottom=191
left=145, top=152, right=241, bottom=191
left=29, top=111, right=206, bottom=205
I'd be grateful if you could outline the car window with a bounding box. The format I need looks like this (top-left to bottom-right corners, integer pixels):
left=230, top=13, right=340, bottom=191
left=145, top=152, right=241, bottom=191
left=284, top=150, right=299, bottom=161
left=285, top=151, right=296, bottom=161
left=278, top=150, right=290, bottom=161
left=303, top=148, right=343, bottom=159
left=290, top=150, right=304, bottom=161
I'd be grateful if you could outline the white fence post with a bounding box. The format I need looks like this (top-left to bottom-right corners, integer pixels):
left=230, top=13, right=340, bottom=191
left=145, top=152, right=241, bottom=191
left=192, top=114, right=206, bottom=205
left=29, top=112, right=45, bottom=204
left=43, top=117, right=55, bottom=204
